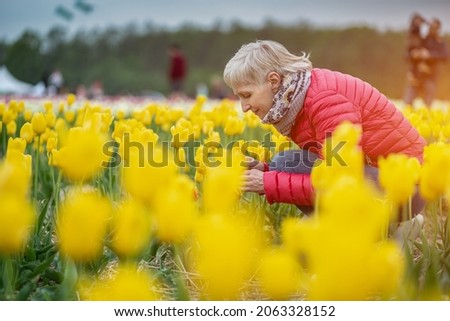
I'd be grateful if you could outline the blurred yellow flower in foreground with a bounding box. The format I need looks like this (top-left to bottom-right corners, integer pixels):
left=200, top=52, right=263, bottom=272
left=202, top=149, right=245, bottom=214
left=57, top=190, right=112, bottom=262
left=312, top=122, right=364, bottom=191
left=111, top=199, right=153, bottom=258
left=54, top=127, right=109, bottom=182
left=419, top=143, right=450, bottom=201
left=319, top=176, right=390, bottom=244
left=282, top=176, right=402, bottom=300
left=379, top=154, right=421, bottom=205
left=0, top=150, right=32, bottom=197
left=7, top=137, right=26, bottom=154
left=79, top=264, right=161, bottom=301
left=258, top=248, right=303, bottom=300
left=6, top=120, right=16, bottom=136
left=0, top=194, right=35, bottom=255
left=122, top=146, right=177, bottom=205
left=191, top=213, right=262, bottom=300
left=153, top=175, right=198, bottom=243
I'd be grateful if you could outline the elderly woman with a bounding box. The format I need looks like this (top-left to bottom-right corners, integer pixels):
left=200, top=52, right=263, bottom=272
left=223, top=40, right=425, bottom=221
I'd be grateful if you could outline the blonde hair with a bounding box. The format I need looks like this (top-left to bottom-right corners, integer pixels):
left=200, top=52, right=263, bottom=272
left=223, top=40, right=312, bottom=89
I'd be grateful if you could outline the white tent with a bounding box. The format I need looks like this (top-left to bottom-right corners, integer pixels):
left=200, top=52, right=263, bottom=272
left=29, top=81, right=46, bottom=97
left=0, top=65, right=33, bottom=95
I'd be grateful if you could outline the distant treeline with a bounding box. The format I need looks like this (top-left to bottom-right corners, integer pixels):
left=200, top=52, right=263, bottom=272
left=1, top=22, right=449, bottom=99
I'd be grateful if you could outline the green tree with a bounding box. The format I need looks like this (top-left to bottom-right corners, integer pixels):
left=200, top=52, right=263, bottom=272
left=5, top=30, right=44, bottom=84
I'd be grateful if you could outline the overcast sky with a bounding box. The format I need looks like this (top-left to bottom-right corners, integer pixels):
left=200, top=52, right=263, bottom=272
left=1, top=0, right=450, bottom=41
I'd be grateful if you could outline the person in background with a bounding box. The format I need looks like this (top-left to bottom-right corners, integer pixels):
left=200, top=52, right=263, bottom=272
left=223, top=40, right=425, bottom=228
left=89, top=79, right=104, bottom=100
left=404, top=15, right=449, bottom=107
left=48, top=68, right=64, bottom=95
left=210, top=75, right=227, bottom=100
left=40, top=70, right=50, bottom=96
left=167, top=43, right=187, bottom=100
left=76, top=84, right=87, bottom=99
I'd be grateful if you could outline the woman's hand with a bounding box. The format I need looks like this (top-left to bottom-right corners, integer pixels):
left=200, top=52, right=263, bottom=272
left=243, top=156, right=265, bottom=171
left=242, top=169, right=265, bottom=194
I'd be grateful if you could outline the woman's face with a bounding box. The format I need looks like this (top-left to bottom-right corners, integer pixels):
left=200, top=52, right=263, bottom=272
left=234, top=73, right=280, bottom=119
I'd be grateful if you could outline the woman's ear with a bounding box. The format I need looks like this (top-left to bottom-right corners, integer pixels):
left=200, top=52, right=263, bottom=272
left=267, top=72, right=282, bottom=92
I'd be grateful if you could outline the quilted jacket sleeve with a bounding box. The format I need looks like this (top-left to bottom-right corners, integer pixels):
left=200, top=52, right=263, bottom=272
left=263, top=171, right=314, bottom=206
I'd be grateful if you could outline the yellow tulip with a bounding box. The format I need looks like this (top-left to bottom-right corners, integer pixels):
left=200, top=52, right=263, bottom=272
left=122, top=146, right=177, bottom=205
left=202, top=152, right=244, bottom=214
left=0, top=151, right=32, bottom=197
left=281, top=174, right=401, bottom=300
left=31, top=112, right=47, bottom=135
left=56, top=127, right=109, bottom=182
left=116, top=109, right=126, bottom=120
left=45, top=112, right=56, bottom=128
left=175, top=147, right=189, bottom=171
left=64, top=110, right=75, bottom=123
left=153, top=175, right=198, bottom=243
left=170, top=120, right=192, bottom=148
left=246, top=141, right=272, bottom=162
left=20, top=122, right=34, bottom=143
left=79, top=264, right=160, bottom=301
left=67, top=93, right=76, bottom=106
left=57, top=189, right=112, bottom=262
left=110, top=199, right=153, bottom=258
left=244, top=111, right=260, bottom=128
left=419, top=143, right=450, bottom=201
left=43, top=101, right=53, bottom=113
left=272, top=133, right=291, bottom=153
left=364, top=241, right=405, bottom=298
left=379, top=154, right=421, bottom=205
left=312, top=122, right=364, bottom=191
left=23, top=109, right=33, bottom=122
left=6, top=120, right=16, bottom=136
left=191, top=213, right=262, bottom=300
left=2, top=108, right=16, bottom=124
left=46, top=137, right=58, bottom=153
left=0, top=194, right=35, bottom=255
left=258, top=248, right=302, bottom=300
left=223, top=116, right=245, bottom=136
left=7, top=137, right=26, bottom=154
left=201, top=120, right=215, bottom=135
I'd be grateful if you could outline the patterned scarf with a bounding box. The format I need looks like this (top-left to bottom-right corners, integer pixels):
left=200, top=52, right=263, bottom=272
left=262, top=71, right=311, bottom=136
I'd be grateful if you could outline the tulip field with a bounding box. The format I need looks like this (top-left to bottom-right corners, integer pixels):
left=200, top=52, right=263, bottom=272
left=0, top=95, right=449, bottom=301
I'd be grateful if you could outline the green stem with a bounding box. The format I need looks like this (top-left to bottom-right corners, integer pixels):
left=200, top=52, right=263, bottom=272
left=432, top=199, right=439, bottom=245
left=54, top=170, right=62, bottom=218
left=2, top=255, right=15, bottom=300
left=33, top=135, right=41, bottom=201
left=314, top=191, right=320, bottom=216
left=60, top=259, right=78, bottom=300
left=109, top=164, right=113, bottom=199
left=173, top=245, right=190, bottom=301
left=408, top=196, right=413, bottom=221
left=1, top=126, right=6, bottom=157
left=401, top=200, right=408, bottom=223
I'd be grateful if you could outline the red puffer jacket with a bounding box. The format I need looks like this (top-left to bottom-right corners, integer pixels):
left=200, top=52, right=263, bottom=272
left=263, top=68, right=425, bottom=206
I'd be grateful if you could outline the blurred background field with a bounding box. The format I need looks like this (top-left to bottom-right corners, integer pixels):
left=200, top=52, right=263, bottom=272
left=0, top=0, right=450, bottom=100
